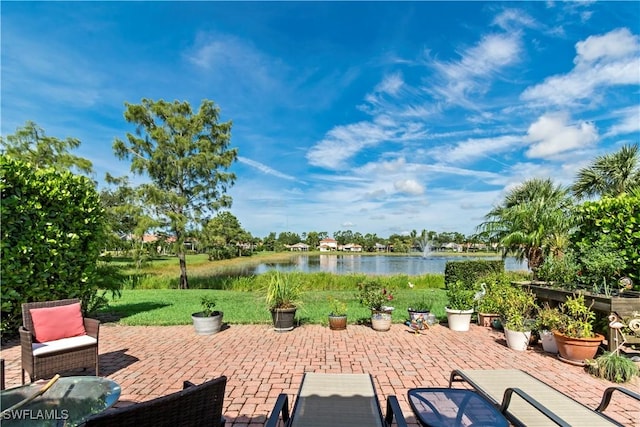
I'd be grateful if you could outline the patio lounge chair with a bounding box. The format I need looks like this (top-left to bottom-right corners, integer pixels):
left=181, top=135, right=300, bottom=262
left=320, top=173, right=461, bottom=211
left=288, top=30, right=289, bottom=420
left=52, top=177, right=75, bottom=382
left=81, top=376, right=227, bottom=427
left=20, top=299, right=100, bottom=383
left=266, top=372, right=407, bottom=427
left=449, top=369, right=640, bottom=426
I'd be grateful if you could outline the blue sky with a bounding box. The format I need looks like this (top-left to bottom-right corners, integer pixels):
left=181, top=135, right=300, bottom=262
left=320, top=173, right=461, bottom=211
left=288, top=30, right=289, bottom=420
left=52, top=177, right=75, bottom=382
left=2, top=1, right=639, bottom=239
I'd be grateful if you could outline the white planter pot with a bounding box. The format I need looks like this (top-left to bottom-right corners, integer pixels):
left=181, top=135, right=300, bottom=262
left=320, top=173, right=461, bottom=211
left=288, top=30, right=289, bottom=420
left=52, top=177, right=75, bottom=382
left=191, top=312, right=223, bottom=335
left=504, top=327, right=531, bottom=351
left=540, top=330, right=558, bottom=354
left=445, top=307, right=473, bottom=332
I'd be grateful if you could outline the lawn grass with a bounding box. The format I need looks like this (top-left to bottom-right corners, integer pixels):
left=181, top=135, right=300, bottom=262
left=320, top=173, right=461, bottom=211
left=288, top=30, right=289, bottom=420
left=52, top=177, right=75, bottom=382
left=98, top=284, right=449, bottom=326
left=98, top=251, right=511, bottom=326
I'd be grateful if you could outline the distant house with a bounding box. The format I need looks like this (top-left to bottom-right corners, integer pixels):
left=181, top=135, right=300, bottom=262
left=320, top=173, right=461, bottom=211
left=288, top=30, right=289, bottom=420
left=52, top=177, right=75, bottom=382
left=287, top=242, right=309, bottom=251
left=374, top=243, right=388, bottom=252
left=440, top=242, right=462, bottom=252
left=319, top=237, right=338, bottom=251
left=341, top=243, right=363, bottom=252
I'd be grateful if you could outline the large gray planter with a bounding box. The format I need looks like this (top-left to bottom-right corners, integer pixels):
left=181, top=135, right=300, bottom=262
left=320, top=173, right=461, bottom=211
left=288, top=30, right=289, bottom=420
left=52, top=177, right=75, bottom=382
left=270, top=307, right=297, bottom=332
left=191, top=311, right=223, bottom=335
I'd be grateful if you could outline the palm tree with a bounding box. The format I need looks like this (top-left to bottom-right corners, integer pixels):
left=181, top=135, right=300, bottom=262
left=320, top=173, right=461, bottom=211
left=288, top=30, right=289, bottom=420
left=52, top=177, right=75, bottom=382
left=476, top=178, right=574, bottom=271
left=572, top=143, right=640, bottom=199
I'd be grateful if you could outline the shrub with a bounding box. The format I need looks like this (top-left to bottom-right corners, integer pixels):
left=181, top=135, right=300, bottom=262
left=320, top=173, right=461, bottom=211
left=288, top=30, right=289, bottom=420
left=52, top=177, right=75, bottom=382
left=1, top=157, right=106, bottom=336
left=572, top=194, right=640, bottom=289
left=444, top=260, right=504, bottom=287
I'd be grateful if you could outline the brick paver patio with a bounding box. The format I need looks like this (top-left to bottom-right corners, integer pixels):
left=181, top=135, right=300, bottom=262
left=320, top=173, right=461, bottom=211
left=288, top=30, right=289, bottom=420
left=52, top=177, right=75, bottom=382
left=2, top=322, right=638, bottom=426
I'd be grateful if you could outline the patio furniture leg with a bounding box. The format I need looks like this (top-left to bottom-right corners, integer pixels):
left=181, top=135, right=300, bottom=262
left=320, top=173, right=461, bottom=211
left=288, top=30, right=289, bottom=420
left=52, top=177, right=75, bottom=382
left=385, top=395, right=408, bottom=427
left=596, top=386, right=640, bottom=412
left=265, top=393, right=290, bottom=427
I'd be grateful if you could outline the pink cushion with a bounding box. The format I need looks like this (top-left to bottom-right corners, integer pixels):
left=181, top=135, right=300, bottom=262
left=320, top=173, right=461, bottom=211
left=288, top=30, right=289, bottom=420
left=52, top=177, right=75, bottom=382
left=29, top=302, right=86, bottom=343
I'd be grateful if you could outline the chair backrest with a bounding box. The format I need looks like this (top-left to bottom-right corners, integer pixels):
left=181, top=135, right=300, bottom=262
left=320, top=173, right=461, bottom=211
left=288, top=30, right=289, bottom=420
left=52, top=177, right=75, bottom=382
left=22, top=299, right=82, bottom=333
left=81, top=376, right=227, bottom=427
left=292, top=373, right=385, bottom=427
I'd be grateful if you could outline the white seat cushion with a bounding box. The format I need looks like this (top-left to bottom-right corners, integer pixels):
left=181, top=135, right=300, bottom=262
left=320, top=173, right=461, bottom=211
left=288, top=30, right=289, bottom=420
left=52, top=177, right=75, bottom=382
left=32, top=335, right=97, bottom=356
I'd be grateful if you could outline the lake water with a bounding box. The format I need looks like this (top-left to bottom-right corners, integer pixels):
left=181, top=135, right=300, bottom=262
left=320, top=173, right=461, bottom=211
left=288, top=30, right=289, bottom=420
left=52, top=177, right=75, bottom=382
left=230, top=254, right=529, bottom=276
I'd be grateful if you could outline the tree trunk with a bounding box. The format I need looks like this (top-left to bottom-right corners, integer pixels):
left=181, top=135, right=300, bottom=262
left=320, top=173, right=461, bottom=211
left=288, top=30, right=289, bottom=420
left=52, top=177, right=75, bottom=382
left=178, top=252, right=189, bottom=289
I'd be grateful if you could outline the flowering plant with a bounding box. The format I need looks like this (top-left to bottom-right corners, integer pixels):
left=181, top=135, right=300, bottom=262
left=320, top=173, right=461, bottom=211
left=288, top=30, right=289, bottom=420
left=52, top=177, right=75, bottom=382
left=358, top=281, right=394, bottom=311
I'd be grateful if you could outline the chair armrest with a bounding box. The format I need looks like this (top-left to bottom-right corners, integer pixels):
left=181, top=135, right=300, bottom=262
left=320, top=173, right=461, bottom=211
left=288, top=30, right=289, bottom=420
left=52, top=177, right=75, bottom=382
left=384, top=395, right=408, bottom=427
left=19, top=327, right=34, bottom=346
left=500, top=388, right=571, bottom=427
left=84, top=318, right=100, bottom=338
left=265, top=394, right=290, bottom=427
left=596, top=386, right=640, bottom=412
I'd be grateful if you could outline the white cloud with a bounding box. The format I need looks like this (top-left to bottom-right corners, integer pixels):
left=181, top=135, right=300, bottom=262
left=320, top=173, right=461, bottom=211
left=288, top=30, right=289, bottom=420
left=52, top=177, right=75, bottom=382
left=394, top=179, right=425, bottom=195
left=306, top=116, right=427, bottom=170
left=492, top=9, right=537, bottom=32
left=375, top=72, right=404, bottom=96
left=524, top=112, right=599, bottom=158
left=237, top=156, right=300, bottom=182
left=429, top=33, right=522, bottom=106
left=604, top=106, right=640, bottom=137
left=431, top=135, right=521, bottom=164
left=521, top=28, right=640, bottom=106
left=575, top=28, right=639, bottom=64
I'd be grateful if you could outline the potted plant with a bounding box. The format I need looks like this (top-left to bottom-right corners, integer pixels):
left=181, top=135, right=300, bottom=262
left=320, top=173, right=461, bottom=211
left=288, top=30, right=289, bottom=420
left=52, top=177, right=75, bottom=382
left=264, top=271, right=302, bottom=332
left=407, top=282, right=434, bottom=330
left=474, top=273, right=512, bottom=328
left=534, top=303, right=564, bottom=353
left=553, top=293, right=605, bottom=363
left=328, top=296, right=347, bottom=330
left=500, top=286, right=537, bottom=351
left=445, top=280, right=475, bottom=332
left=358, top=281, right=394, bottom=332
left=191, top=295, right=223, bottom=335
left=586, top=351, right=639, bottom=383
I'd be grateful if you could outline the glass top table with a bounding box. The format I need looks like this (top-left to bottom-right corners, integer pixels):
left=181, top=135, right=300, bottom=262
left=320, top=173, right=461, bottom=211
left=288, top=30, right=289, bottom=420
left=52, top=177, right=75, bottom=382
left=408, top=388, right=509, bottom=427
left=1, top=376, right=121, bottom=427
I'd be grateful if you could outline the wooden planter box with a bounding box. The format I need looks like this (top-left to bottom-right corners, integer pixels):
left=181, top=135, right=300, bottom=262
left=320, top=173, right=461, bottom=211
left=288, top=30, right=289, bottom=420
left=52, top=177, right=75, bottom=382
left=512, top=281, right=640, bottom=352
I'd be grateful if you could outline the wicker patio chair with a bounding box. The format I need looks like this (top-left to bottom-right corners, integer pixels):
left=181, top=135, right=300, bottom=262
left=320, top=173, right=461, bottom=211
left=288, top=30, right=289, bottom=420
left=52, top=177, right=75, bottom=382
left=80, top=376, right=228, bottom=427
left=20, top=299, right=100, bottom=384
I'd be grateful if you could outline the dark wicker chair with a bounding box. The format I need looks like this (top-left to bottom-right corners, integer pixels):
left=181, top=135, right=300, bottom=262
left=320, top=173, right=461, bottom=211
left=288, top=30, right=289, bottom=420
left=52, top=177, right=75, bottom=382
left=80, top=376, right=228, bottom=427
left=20, top=299, right=100, bottom=384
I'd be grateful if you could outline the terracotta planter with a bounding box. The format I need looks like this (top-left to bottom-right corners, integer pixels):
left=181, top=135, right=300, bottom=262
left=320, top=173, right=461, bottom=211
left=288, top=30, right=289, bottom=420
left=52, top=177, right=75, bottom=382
left=553, top=331, right=604, bottom=362
left=371, top=310, right=393, bottom=332
left=328, top=315, right=347, bottom=330
left=477, top=313, right=500, bottom=328
left=270, top=307, right=297, bottom=332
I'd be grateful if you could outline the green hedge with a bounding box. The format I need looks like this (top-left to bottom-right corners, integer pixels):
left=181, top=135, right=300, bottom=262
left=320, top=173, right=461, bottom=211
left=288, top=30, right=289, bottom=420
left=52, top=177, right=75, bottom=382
left=1, top=157, right=106, bottom=336
left=444, top=260, right=504, bottom=288
left=572, top=194, right=640, bottom=287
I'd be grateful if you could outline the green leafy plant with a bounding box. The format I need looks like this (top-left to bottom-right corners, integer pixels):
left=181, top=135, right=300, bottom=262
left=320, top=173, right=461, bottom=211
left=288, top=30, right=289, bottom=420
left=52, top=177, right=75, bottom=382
left=535, top=253, right=579, bottom=287
left=575, top=235, right=626, bottom=296
left=357, top=281, right=394, bottom=311
left=407, top=281, right=434, bottom=312
left=199, top=295, right=218, bottom=317
left=558, top=293, right=597, bottom=338
left=328, top=296, right=347, bottom=316
left=500, top=286, right=537, bottom=332
left=445, top=280, right=475, bottom=311
left=475, top=272, right=512, bottom=314
left=264, top=271, right=302, bottom=310
left=534, top=303, right=564, bottom=332
left=587, top=352, right=639, bottom=383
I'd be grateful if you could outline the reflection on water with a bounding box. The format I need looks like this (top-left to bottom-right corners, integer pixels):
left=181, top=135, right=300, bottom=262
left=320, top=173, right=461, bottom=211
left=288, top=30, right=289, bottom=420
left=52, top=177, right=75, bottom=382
left=227, top=254, right=528, bottom=276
